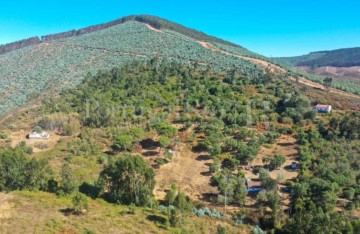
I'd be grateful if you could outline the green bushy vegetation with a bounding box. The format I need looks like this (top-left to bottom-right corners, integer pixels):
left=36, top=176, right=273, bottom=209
left=1, top=60, right=359, bottom=233
left=282, top=115, right=360, bottom=233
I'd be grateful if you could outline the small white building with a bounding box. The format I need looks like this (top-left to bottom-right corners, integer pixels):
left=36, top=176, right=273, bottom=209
left=314, top=104, right=332, bottom=113
left=28, top=131, right=50, bottom=139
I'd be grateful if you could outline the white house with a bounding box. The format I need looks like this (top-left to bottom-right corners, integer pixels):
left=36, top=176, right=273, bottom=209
left=314, top=104, right=332, bottom=113
left=28, top=131, right=50, bottom=139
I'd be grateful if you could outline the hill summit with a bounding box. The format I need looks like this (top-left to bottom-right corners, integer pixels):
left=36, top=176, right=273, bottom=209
left=0, top=15, right=267, bottom=113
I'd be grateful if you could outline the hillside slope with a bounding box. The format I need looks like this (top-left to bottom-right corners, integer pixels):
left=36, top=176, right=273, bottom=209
left=275, top=47, right=360, bottom=93
left=1, top=16, right=359, bottom=114
left=0, top=20, right=262, bottom=113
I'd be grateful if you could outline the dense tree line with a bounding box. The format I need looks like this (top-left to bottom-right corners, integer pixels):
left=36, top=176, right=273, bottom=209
left=282, top=118, right=360, bottom=233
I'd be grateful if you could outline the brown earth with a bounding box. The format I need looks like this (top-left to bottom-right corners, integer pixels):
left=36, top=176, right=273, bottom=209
left=198, top=41, right=284, bottom=73
left=8, top=129, right=64, bottom=153
left=145, top=24, right=162, bottom=32
left=153, top=142, right=218, bottom=201
left=243, top=135, right=299, bottom=209
left=0, top=193, right=14, bottom=227
left=244, top=135, right=299, bottom=181
left=290, top=76, right=360, bottom=99
left=297, top=65, right=360, bottom=80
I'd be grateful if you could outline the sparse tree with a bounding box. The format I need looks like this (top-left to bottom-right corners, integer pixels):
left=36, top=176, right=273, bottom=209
left=72, top=191, right=89, bottom=214
left=323, top=77, right=333, bottom=90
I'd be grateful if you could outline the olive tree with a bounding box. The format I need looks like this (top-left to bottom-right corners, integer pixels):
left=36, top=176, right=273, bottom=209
left=99, top=154, right=155, bottom=206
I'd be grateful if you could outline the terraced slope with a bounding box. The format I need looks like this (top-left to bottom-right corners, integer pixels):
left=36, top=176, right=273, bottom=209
left=0, top=21, right=262, bottom=113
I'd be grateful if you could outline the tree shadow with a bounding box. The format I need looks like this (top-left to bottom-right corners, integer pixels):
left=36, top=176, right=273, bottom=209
left=103, top=150, right=116, bottom=156
left=59, top=208, right=74, bottom=216
left=192, top=144, right=207, bottom=153
left=140, top=138, right=160, bottom=150
left=196, top=154, right=211, bottom=161
left=147, top=214, right=168, bottom=225
left=142, top=151, right=159, bottom=157
left=277, top=142, right=294, bottom=147
left=201, top=193, right=218, bottom=203
left=200, top=171, right=212, bottom=176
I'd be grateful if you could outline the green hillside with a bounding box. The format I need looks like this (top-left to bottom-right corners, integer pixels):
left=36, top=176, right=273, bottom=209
left=0, top=20, right=263, bottom=114
left=1, top=60, right=359, bottom=233
left=275, top=47, right=360, bottom=67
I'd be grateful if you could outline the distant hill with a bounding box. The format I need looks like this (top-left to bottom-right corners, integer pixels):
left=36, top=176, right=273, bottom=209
left=275, top=47, right=360, bottom=67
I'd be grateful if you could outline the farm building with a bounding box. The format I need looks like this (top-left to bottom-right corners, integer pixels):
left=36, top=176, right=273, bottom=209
left=246, top=179, right=262, bottom=193
left=28, top=131, right=50, bottom=139
left=314, top=104, right=332, bottom=113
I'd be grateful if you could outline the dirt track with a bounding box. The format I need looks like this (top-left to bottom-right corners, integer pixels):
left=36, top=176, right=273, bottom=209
left=198, top=41, right=360, bottom=99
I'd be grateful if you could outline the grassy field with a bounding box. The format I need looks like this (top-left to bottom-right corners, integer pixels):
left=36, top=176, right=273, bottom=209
left=0, top=191, right=250, bottom=234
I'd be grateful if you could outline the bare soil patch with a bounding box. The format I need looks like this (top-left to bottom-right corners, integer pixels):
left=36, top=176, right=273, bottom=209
left=198, top=41, right=284, bottom=73
left=8, top=129, right=65, bottom=153
left=0, top=193, right=14, bottom=221
left=290, top=76, right=360, bottom=99
left=297, top=65, right=360, bottom=81
left=245, top=135, right=299, bottom=181
left=154, top=142, right=218, bottom=201
left=145, top=24, right=162, bottom=32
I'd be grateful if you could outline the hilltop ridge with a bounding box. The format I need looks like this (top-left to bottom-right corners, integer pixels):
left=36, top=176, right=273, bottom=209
left=0, top=15, right=247, bottom=55
left=275, top=47, right=360, bottom=67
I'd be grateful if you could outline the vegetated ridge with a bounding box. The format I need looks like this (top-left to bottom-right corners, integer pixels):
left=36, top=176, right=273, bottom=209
left=275, top=47, right=360, bottom=68
left=0, top=15, right=267, bottom=114
left=0, top=15, right=246, bottom=55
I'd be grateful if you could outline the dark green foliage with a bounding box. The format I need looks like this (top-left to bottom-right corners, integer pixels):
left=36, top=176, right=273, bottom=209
left=155, top=122, right=178, bottom=137
left=275, top=47, right=360, bottom=67
left=61, top=163, right=78, bottom=194
left=159, top=136, right=171, bottom=149
left=99, top=154, right=155, bottom=206
left=216, top=173, right=248, bottom=206
left=0, top=147, right=53, bottom=192
left=217, top=225, right=228, bottom=234
left=277, top=93, right=314, bottom=123
left=79, top=181, right=102, bottom=199
left=283, top=205, right=353, bottom=234
left=72, top=191, right=89, bottom=214
left=322, top=112, right=360, bottom=140
left=285, top=119, right=360, bottom=232
left=269, top=155, right=286, bottom=170
left=112, top=134, right=134, bottom=151
left=323, top=77, right=333, bottom=89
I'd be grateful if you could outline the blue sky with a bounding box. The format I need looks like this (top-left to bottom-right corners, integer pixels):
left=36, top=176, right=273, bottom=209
left=0, top=0, right=359, bottom=56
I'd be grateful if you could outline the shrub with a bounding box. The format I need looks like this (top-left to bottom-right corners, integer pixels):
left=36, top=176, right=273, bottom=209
left=72, top=192, right=89, bottom=214
left=99, top=154, right=155, bottom=206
